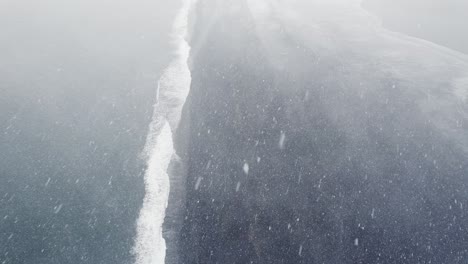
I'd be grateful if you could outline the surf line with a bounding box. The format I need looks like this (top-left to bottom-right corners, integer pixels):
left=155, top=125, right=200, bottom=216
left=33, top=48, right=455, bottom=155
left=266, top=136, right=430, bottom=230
left=133, top=1, right=197, bottom=263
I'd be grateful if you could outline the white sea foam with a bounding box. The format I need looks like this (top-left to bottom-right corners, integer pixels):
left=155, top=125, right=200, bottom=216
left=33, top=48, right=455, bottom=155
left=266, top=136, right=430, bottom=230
left=133, top=121, right=173, bottom=264
left=133, top=0, right=196, bottom=263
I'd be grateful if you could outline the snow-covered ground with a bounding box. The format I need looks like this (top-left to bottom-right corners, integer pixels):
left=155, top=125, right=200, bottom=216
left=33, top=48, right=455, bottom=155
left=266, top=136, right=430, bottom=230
left=248, top=0, right=468, bottom=154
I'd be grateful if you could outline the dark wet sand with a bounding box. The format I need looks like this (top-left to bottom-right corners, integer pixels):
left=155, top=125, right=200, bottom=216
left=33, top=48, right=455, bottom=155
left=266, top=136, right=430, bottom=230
left=166, top=0, right=468, bottom=263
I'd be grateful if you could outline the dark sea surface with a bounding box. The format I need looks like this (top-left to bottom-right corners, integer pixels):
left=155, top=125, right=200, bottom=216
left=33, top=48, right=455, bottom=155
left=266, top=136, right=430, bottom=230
left=0, top=0, right=182, bottom=263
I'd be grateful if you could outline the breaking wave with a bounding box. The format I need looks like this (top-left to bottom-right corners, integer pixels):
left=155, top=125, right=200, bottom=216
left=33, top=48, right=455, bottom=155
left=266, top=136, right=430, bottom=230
left=133, top=0, right=197, bottom=263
